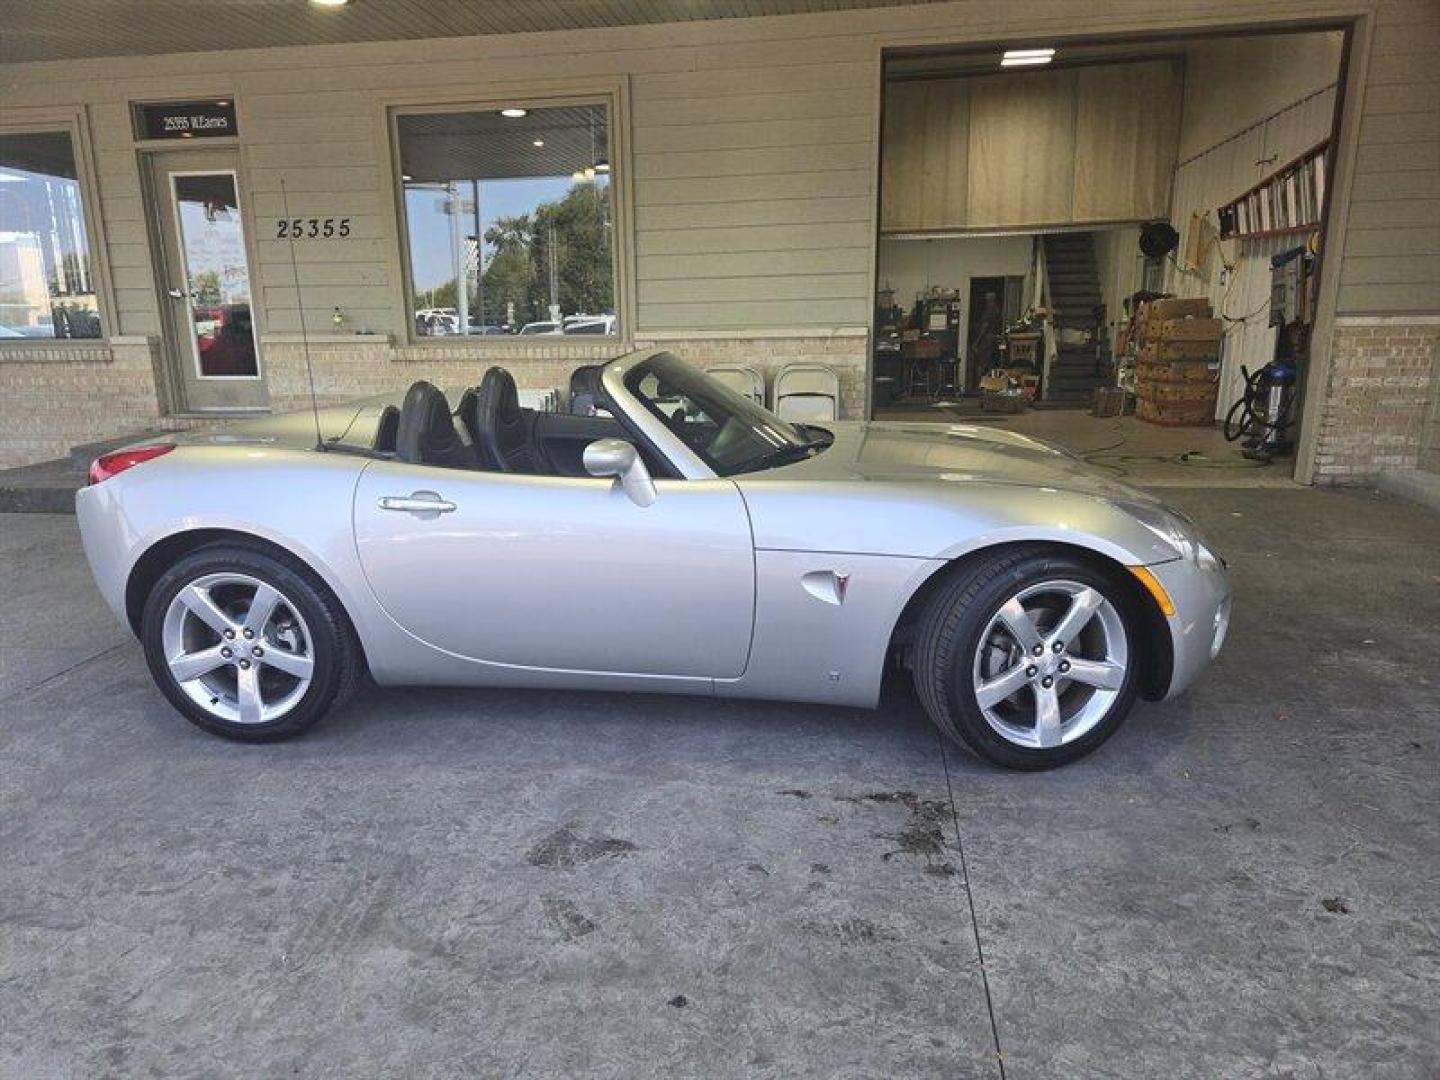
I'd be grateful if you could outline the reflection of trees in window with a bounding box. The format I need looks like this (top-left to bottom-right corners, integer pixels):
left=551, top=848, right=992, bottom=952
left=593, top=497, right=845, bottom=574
left=192, top=270, right=223, bottom=305
left=398, top=102, right=616, bottom=335
left=483, top=183, right=613, bottom=325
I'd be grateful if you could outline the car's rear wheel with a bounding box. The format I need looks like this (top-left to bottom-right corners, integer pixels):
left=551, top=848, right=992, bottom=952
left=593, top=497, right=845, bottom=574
left=141, top=544, right=362, bottom=741
left=914, top=547, right=1141, bottom=769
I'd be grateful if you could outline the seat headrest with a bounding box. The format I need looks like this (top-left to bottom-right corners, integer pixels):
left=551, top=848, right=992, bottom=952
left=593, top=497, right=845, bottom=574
left=396, top=380, right=472, bottom=466
left=478, top=366, right=521, bottom=422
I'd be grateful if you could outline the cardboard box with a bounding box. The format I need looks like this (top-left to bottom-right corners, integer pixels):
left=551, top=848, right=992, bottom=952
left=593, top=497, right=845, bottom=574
left=981, top=391, right=1027, bottom=414
left=1139, top=339, right=1220, bottom=362
left=1153, top=317, right=1224, bottom=342
left=1137, top=359, right=1220, bottom=383
left=1137, top=395, right=1217, bottom=427
left=1144, top=297, right=1213, bottom=322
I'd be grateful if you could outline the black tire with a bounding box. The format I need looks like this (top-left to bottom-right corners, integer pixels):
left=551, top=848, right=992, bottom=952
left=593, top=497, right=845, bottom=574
left=141, top=543, right=363, bottom=742
left=1222, top=396, right=1251, bottom=442
left=913, top=546, right=1142, bottom=770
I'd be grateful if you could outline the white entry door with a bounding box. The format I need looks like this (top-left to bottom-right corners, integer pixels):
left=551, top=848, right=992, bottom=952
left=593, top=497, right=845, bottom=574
left=148, top=149, right=267, bottom=411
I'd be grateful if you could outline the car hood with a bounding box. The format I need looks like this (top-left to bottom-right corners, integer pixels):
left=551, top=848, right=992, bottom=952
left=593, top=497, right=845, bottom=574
left=763, top=421, right=1154, bottom=502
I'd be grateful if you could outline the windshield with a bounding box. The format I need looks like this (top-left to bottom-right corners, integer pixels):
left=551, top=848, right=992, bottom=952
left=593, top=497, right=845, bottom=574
left=624, top=353, right=830, bottom=476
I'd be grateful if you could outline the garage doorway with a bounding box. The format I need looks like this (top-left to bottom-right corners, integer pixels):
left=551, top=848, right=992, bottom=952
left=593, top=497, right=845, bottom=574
left=872, top=28, right=1347, bottom=483
left=144, top=148, right=267, bottom=412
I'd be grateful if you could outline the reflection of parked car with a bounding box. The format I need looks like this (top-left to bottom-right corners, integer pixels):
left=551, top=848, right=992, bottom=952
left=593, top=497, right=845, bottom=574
left=415, top=309, right=459, bottom=336
left=517, top=320, right=560, bottom=336
left=77, top=349, right=1228, bottom=770
left=196, top=304, right=257, bottom=376
left=562, top=315, right=615, bottom=335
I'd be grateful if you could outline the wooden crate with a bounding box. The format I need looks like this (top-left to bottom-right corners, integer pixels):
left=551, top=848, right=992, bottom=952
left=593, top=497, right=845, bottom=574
left=1091, top=386, right=1128, bottom=417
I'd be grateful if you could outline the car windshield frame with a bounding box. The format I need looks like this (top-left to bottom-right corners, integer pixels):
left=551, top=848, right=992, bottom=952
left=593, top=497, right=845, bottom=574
left=621, top=352, right=825, bottom=477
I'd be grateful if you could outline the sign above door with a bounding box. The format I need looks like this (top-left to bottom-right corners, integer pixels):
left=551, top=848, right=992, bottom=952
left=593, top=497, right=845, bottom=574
left=134, top=100, right=238, bottom=141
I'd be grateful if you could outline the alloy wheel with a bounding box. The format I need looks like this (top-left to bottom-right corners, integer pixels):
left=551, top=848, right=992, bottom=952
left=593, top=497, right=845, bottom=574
left=970, top=579, right=1129, bottom=749
left=161, top=572, right=315, bottom=725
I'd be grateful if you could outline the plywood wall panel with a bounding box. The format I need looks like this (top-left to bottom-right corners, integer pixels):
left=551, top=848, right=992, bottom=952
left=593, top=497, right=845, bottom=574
left=967, top=70, right=1077, bottom=228
left=1073, top=60, right=1181, bottom=222
left=879, top=78, right=967, bottom=232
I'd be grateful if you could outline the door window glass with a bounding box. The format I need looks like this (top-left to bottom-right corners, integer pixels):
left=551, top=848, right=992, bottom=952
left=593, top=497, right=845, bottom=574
left=173, top=173, right=258, bottom=376
left=0, top=130, right=101, bottom=339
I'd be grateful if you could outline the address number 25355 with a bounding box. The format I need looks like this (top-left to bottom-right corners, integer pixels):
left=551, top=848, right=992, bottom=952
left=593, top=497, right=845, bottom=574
left=276, top=217, right=352, bottom=239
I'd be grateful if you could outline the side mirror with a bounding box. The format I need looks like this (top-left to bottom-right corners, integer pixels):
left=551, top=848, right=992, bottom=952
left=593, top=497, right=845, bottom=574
left=583, top=438, right=657, bottom=508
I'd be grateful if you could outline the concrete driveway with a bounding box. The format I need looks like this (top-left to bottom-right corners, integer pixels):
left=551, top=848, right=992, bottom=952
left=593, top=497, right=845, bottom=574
left=2, top=487, right=1437, bottom=1078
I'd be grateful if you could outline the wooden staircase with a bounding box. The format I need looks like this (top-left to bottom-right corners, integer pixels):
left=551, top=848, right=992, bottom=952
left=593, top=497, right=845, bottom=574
left=1042, top=233, right=1105, bottom=405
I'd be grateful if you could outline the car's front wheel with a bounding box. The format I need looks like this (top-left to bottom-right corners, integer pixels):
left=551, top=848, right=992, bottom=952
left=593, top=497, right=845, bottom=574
left=913, top=547, right=1142, bottom=769
left=141, top=543, right=362, bottom=741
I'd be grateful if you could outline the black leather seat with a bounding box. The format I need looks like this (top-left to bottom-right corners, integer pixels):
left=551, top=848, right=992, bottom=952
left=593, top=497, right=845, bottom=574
left=394, top=381, right=475, bottom=468
left=471, top=366, right=537, bottom=473
left=569, top=364, right=604, bottom=415
left=372, top=404, right=400, bottom=453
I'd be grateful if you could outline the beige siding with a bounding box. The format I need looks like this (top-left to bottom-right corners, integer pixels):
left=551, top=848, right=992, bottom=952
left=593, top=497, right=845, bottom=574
left=1338, top=1, right=1440, bottom=315
left=0, top=0, right=1435, bottom=346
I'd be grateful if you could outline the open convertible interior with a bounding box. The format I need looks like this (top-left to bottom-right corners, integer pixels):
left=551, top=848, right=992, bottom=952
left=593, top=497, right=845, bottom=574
left=372, top=365, right=671, bottom=479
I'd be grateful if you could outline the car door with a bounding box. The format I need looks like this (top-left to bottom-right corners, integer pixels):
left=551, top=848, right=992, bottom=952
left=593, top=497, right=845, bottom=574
left=351, top=459, right=755, bottom=679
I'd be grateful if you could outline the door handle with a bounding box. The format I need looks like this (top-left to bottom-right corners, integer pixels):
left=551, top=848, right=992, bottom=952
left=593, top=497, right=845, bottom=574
left=378, top=491, right=456, bottom=517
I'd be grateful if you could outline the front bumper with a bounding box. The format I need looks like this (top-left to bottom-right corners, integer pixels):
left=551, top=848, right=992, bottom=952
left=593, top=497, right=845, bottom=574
left=1148, top=556, right=1231, bottom=700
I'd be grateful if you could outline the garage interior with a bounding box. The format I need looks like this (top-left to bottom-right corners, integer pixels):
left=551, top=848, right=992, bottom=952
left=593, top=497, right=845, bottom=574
left=872, top=30, right=1345, bottom=484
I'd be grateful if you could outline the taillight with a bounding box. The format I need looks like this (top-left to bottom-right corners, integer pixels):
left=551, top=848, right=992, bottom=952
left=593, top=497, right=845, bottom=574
left=87, top=444, right=175, bottom=485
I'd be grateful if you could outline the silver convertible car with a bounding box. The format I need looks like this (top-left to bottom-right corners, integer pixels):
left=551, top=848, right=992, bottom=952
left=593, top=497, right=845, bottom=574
left=77, top=349, right=1229, bottom=769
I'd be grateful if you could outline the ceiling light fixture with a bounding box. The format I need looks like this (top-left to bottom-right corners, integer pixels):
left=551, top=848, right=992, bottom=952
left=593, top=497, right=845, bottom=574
left=1000, top=47, right=1056, bottom=67
left=310, top=0, right=349, bottom=7
left=594, top=160, right=610, bottom=173
left=532, top=139, right=545, bottom=147
left=500, top=107, right=528, bottom=118
left=401, top=173, right=413, bottom=182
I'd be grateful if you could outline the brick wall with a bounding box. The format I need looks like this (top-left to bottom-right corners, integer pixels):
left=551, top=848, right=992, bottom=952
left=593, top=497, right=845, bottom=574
left=1312, top=318, right=1440, bottom=484
left=0, top=339, right=166, bottom=469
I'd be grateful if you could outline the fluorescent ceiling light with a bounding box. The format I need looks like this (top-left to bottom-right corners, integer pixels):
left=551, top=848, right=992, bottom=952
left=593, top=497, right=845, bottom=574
left=1001, top=47, right=1055, bottom=67
left=532, top=139, right=545, bottom=147
left=311, top=0, right=349, bottom=6
left=499, top=107, right=528, bottom=118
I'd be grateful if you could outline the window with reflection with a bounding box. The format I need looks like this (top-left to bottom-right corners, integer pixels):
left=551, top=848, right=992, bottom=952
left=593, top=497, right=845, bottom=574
left=0, top=130, right=101, bottom=340
left=396, top=102, right=616, bottom=339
